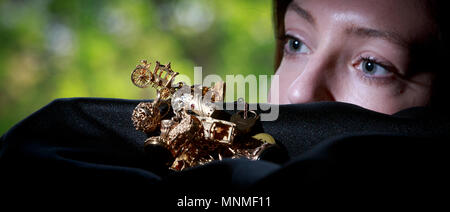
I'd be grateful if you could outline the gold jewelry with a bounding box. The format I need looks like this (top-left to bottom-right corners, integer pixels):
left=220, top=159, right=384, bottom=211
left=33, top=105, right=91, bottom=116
left=252, top=133, right=276, bottom=144
left=131, top=60, right=180, bottom=99
left=172, top=85, right=219, bottom=117
left=166, top=112, right=204, bottom=157
left=131, top=59, right=280, bottom=171
left=131, top=60, right=152, bottom=88
left=197, top=116, right=236, bottom=144
left=150, top=61, right=179, bottom=100
left=171, top=91, right=192, bottom=113
left=230, top=98, right=259, bottom=135
left=144, top=136, right=166, bottom=148
left=160, top=119, right=176, bottom=140
left=131, top=102, right=162, bottom=134
left=190, top=93, right=216, bottom=117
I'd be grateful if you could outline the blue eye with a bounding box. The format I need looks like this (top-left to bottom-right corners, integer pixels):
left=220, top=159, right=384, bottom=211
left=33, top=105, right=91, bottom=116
left=285, top=37, right=310, bottom=54
left=360, top=58, right=390, bottom=77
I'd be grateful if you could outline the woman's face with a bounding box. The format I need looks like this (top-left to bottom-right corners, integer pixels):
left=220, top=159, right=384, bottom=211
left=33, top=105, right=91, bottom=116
left=270, top=0, right=437, bottom=114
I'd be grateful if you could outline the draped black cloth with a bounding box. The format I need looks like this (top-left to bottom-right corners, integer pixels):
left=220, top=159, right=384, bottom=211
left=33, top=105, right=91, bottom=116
left=1, top=98, right=449, bottom=209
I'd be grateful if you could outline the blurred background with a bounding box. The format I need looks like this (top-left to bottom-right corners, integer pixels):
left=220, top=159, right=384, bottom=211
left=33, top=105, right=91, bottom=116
left=0, top=0, right=275, bottom=135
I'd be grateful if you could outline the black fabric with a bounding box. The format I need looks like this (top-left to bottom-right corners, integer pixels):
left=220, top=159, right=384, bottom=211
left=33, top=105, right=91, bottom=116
left=1, top=98, right=449, bottom=209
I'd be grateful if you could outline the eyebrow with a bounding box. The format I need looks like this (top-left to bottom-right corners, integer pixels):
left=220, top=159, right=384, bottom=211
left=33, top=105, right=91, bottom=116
left=287, top=2, right=408, bottom=48
left=287, top=2, right=315, bottom=25
left=346, top=26, right=409, bottom=48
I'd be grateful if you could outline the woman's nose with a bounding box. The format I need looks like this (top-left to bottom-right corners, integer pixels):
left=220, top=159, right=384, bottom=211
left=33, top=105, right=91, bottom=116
left=287, top=53, right=335, bottom=104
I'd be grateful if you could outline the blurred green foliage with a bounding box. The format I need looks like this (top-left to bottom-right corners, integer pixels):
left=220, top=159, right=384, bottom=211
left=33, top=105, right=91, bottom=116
left=0, top=0, right=275, bottom=135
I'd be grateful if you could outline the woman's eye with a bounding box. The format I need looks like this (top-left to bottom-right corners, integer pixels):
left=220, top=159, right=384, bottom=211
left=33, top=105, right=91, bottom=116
left=358, top=59, right=391, bottom=77
left=285, top=37, right=310, bottom=54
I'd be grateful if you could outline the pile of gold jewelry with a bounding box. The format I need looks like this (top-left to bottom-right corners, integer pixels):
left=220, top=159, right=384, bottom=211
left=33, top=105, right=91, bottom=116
left=130, top=60, right=277, bottom=171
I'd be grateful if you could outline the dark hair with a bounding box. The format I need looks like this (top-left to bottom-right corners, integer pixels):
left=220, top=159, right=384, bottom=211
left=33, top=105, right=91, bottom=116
left=273, top=0, right=292, bottom=71
left=272, top=0, right=450, bottom=109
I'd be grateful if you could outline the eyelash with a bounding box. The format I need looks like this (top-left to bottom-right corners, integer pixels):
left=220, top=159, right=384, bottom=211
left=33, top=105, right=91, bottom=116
left=282, top=34, right=310, bottom=57
left=358, top=56, right=390, bottom=71
left=355, top=56, right=397, bottom=85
